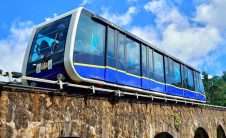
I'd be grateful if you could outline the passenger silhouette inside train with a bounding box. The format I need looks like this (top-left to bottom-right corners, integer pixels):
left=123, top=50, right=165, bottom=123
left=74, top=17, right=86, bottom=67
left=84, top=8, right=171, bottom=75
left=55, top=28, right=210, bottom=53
left=36, top=40, right=51, bottom=58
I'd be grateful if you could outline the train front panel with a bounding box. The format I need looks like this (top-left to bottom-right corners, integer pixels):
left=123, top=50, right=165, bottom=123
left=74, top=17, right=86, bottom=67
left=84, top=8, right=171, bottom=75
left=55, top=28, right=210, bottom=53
left=22, top=12, right=75, bottom=84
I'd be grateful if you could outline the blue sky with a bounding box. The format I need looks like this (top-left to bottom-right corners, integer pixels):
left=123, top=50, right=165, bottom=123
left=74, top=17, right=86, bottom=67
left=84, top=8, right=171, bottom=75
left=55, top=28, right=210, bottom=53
left=0, top=0, right=225, bottom=76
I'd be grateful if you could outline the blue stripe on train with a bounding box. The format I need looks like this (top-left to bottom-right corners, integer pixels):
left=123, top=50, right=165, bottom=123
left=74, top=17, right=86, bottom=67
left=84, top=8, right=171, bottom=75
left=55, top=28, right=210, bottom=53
left=196, top=93, right=206, bottom=101
left=166, top=85, right=183, bottom=96
left=74, top=65, right=205, bottom=101
left=141, top=78, right=149, bottom=90
left=75, top=65, right=105, bottom=81
left=105, top=68, right=116, bottom=83
left=141, top=78, right=165, bottom=93
left=149, top=79, right=165, bottom=93
left=184, top=89, right=196, bottom=99
left=117, top=71, right=141, bottom=88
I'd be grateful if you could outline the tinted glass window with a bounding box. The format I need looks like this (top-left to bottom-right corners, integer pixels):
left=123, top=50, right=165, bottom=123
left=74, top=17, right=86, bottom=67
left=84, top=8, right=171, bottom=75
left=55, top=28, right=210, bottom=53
left=29, top=15, right=71, bottom=63
left=107, top=27, right=116, bottom=67
left=197, top=72, right=205, bottom=93
left=74, top=13, right=106, bottom=65
left=200, top=77, right=205, bottom=93
left=154, top=51, right=164, bottom=82
left=187, top=68, right=194, bottom=90
left=117, top=32, right=125, bottom=70
left=173, top=61, right=181, bottom=87
left=165, top=58, right=175, bottom=84
left=194, top=71, right=199, bottom=92
left=165, top=57, right=169, bottom=83
left=107, top=27, right=115, bottom=58
left=126, top=37, right=140, bottom=75
left=142, top=45, right=148, bottom=77
left=169, top=58, right=174, bottom=84
left=148, top=48, right=154, bottom=78
left=182, top=65, right=188, bottom=88
left=197, top=73, right=201, bottom=92
left=118, top=33, right=125, bottom=61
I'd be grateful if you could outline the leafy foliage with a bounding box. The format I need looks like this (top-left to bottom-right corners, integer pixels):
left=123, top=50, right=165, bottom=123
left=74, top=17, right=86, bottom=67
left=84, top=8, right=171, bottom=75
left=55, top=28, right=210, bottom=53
left=203, top=71, right=226, bottom=106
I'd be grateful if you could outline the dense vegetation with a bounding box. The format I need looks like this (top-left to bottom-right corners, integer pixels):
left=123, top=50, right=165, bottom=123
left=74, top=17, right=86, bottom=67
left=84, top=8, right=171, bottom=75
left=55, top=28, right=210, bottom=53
left=203, top=72, right=226, bottom=106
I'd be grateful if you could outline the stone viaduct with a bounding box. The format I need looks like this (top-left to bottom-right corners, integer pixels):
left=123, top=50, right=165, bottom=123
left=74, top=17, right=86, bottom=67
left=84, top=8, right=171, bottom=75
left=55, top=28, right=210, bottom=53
left=0, top=85, right=225, bottom=138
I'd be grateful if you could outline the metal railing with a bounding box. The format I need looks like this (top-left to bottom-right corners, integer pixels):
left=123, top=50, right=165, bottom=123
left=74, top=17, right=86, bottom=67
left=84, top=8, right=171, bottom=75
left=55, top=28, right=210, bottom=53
left=0, top=70, right=226, bottom=110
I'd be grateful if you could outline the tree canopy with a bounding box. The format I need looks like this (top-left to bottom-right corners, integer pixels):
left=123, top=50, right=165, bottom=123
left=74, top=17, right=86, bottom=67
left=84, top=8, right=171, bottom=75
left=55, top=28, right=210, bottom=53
left=203, top=71, right=226, bottom=106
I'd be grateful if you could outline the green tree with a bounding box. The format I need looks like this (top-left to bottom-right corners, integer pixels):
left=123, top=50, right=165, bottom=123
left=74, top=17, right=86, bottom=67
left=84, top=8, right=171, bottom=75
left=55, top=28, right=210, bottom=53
left=203, top=71, right=226, bottom=106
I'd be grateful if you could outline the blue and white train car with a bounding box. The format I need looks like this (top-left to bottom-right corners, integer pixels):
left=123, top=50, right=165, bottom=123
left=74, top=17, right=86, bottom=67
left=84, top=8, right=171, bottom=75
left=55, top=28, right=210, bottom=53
left=22, top=7, right=206, bottom=102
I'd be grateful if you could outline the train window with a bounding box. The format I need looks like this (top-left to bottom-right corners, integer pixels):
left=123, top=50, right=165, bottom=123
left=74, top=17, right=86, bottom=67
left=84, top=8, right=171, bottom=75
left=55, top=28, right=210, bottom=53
left=198, top=72, right=205, bottom=93
left=173, top=61, right=182, bottom=87
left=165, top=57, right=173, bottom=84
left=117, top=32, right=125, bottom=70
left=153, top=51, right=164, bottom=82
left=148, top=48, right=154, bottom=78
left=107, top=27, right=115, bottom=58
left=194, top=71, right=199, bottom=92
left=187, top=68, right=195, bottom=90
left=107, top=27, right=116, bottom=67
left=164, top=57, right=169, bottom=83
left=74, top=13, right=106, bottom=65
left=142, top=45, right=148, bottom=77
left=197, top=73, right=200, bottom=91
left=168, top=58, right=174, bottom=84
left=182, top=65, right=188, bottom=88
left=29, top=15, right=71, bottom=63
left=126, top=37, right=140, bottom=75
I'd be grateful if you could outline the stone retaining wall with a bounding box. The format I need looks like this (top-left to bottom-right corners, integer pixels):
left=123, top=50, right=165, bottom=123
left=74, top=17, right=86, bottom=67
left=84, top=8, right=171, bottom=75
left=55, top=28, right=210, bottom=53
left=0, top=87, right=225, bottom=138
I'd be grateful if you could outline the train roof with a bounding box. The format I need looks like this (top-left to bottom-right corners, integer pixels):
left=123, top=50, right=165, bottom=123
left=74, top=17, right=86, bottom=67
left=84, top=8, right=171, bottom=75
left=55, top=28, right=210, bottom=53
left=34, top=7, right=201, bottom=73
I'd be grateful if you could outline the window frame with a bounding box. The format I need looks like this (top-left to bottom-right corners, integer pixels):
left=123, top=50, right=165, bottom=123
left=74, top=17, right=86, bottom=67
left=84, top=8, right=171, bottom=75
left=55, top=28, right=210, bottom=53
left=28, top=15, right=72, bottom=63
left=187, top=67, right=195, bottom=91
left=172, top=60, right=182, bottom=87
left=106, top=26, right=116, bottom=68
left=125, top=36, right=140, bottom=75
left=182, top=65, right=188, bottom=89
left=74, top=11, right=106, bottom=66
left=148, top=48, right=154, bottom=79
left=116, top=31, right=126, bottom=70
left=141, top=44, right=148, bottom=77
left=153, top=50, right=164, bottom=82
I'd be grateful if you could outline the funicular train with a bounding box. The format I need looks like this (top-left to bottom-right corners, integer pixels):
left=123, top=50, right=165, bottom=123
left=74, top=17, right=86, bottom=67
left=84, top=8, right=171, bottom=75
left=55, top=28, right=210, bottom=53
left=22, top=7, right=206, bottom=102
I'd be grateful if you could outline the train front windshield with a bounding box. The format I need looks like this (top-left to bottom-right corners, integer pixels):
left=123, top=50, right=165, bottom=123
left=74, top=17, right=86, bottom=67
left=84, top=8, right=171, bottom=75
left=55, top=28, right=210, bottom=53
left=26, top=15, right=71, bottom=74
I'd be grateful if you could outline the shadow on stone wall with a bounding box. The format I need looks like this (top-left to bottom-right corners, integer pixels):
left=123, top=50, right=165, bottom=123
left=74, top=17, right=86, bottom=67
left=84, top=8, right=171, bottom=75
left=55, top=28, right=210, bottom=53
left=194, top=127, right=209, bottom=138
left=154, top=132, right=173, bottom=138
left=217, top=125, right=226, bottom=138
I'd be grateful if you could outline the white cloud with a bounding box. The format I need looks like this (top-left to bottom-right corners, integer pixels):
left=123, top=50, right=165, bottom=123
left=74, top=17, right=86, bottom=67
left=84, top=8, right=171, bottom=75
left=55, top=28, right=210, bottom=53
left=101, top=6, right=137, bottom=26
left=80, top=0, right=92, bottom=6
left=195, top=0, right=226, bottom=29
left=144, top=0, right=166, bottom=13
left=144, top=0, right=188, bottom=28
left=0, top=20, right=34, bottom=73
left=129, top=25, right=159, bottom=45
left=45, top=13, right=58, bottom=21
left=161, top=24, right=222, bottom=67
left=129, top=0, right=225, bottom=74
